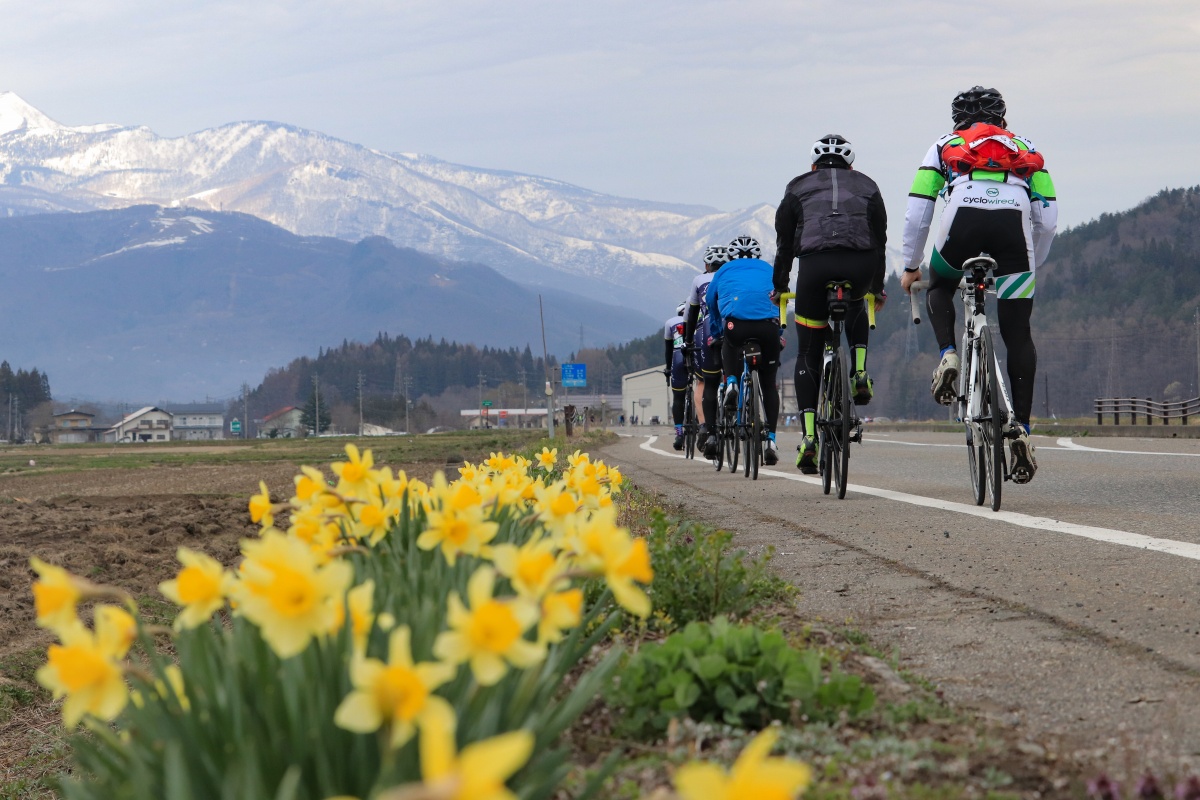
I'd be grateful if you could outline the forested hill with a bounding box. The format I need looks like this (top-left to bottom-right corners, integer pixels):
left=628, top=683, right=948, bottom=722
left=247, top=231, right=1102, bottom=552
left=870, top=186, right=1200, bottom=420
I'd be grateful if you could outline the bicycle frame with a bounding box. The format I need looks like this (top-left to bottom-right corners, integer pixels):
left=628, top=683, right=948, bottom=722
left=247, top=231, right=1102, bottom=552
left=910, top=254, right=1020, bottom=509
left=958, top=262, right=1016, bottom=456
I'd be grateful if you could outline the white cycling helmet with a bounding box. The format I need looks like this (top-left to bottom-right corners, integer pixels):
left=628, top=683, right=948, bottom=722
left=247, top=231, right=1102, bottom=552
left=703, top=245, right=730, bottom=267
left=727, top=236, right=761, bottom=260
left=676, top=301, right=687, bottom=316
left=811, top=133, right=855, bottom=166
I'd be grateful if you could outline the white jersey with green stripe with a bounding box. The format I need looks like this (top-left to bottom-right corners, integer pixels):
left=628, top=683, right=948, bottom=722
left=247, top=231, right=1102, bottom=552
left=902, top=131, right=1058, bottom=271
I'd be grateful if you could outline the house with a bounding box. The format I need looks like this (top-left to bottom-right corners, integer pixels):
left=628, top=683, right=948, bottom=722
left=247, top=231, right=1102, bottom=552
left=47, top=410, right=106, bottom=444
left=260, top=406, right=303, bottom=438
left=165, top=403, right=227, bottom=441
left=105, top=407, right=173, bottom=443
left=621, top=366, right=671, bottom=426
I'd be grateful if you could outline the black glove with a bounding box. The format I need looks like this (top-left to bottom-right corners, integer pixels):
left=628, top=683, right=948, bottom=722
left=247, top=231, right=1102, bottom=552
left=663, top=367, right=671, bottom=385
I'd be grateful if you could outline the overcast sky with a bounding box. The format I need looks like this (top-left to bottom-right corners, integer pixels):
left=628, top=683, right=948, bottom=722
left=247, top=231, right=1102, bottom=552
left=3, top=0, right=1199, bottom=245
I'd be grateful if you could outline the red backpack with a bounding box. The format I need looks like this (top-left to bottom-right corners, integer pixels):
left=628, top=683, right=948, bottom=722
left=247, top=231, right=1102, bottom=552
left=940, top=123, right=1045, bottom=180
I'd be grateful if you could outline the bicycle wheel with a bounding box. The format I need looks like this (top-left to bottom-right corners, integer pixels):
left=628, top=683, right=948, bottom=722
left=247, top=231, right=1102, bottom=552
left=683, top=391, right=697, bottom=459
left=748, top=371, right=762, bottom=480
left=830, top=347, right=851, bottom=499
left=727, top=406, right=740, bottom=474
left=961, top=343, right=986, bottom=505
left=742, top=412, right=751, bottom=478
left=817, top=360, right=833, bottom=494
left=980, top=327, right=1004, bottom=511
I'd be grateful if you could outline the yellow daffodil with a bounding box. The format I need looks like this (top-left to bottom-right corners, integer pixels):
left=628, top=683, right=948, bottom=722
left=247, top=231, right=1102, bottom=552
left=484, top=452, right=516, bottom=473
left=538, top=588, right=583, bottom=645
left=159, top=547, right=233, bottom=630
left=572, top=509, right=653, bottom=617
left=234, top=530, right=353, bottom=658
left=249, top=480, right=275, bottom=528
left=30, top=557, right=89, bottom=634
left=418, top=701, right=533, bottom=800
left=535, top=447, right=557, bottom=470
left=433, top=567, right=543, bottom=686
left=374, top=466, right=410, bottom=502
left=93, top=605, right=137, bottom=659
left=491, top=537, right=566, bottom=599
left=293, top=465, right=331, bottom=505
left=334, top=626, right=456, bottom=748
left=567, top=450, right=589, bottom=469
left=531, top=481, right=582, bottom=539
left=37, top=619, right=130, bottom=728
left=674, top=728, right=812, bottom=800
left=417, top=476, right=499, bottom=565
left=354, top=495, right=400, bottom=546
left=332, top=580, right=377, bottom=654
left=332, top=444, right=375, bottom=496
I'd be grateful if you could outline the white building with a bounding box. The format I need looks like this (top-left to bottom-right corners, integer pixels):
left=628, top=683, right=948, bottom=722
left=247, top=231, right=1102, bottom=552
left=621, top=366, right=671, bottom=426
left=166, top=404, right=227, bottom=441
left=105, top=407, right=173, bottom=443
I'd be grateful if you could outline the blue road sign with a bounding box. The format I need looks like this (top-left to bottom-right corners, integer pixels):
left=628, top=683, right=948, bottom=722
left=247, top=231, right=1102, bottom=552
left=561, top=363, right=587, bottom=388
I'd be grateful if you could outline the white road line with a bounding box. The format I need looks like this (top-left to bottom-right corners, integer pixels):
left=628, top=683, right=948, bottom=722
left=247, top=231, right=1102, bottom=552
left=635, top=436, right=1200, bottom=563
left=1055, top=437, right=1200, bottom=457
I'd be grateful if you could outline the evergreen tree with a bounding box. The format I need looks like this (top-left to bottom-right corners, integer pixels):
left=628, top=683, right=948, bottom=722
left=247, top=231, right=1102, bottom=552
left=299, top=393, right=332, bottom=434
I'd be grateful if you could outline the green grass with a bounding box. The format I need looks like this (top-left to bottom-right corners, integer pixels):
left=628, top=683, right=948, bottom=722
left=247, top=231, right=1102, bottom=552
left=0, top=430, right=554, bottom=476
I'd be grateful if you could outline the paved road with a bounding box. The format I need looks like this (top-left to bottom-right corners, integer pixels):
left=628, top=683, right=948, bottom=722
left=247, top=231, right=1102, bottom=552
left=601, top=426, right=1200, bottom=769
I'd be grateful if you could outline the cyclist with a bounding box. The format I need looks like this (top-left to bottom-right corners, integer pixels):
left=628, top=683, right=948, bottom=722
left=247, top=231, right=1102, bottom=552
left=899, top=86, right=1057, bottom=483
left=663, top=300, right=689, bottom=450
left=705, top=235, right=783, bottom=466
left=684, top=245, right=730, bottom=456
left=771, top=134, right=887, bottom=474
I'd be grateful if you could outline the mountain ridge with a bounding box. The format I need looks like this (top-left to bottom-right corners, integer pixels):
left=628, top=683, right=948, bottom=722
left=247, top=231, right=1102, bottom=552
left=0, top=205, right=656, bottom=401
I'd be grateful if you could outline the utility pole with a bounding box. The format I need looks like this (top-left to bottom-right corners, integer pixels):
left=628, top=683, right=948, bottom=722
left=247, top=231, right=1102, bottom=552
left=518, top=367, right=527, bottom=427
left=393, top=353, right=402, bottom=399
left=357, top=371, right=364, bottom=436
left=539, top=295, right=555, bottom=439
left=312, top=374, right=320, bottom=436
left=241, top=383, right=249, bottom=439
left=403, top=376, right=413, bottom=434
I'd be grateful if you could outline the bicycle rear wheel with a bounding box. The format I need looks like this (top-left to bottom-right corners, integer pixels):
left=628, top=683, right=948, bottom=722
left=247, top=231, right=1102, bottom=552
left=727, top=408, right=740, bottom=474
left=683, top=391, right=697, bottom=459
left=831, top=347, right=851, bottom=499
left=817, top=359, right=833, bottom=494
left=963, top=345, right=986, bottom=506
left=748, top=371, right=762, bottom=480
left=980, top=327, right=1004, bottom=511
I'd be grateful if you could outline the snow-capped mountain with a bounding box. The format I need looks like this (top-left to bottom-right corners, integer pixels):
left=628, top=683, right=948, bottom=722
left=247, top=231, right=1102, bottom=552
left=0, top=92, right=781, bottom=315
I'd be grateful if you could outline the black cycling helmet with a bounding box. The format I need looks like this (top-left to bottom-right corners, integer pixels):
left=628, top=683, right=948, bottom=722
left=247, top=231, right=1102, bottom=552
left=951, top=86, right=1006, bottom=128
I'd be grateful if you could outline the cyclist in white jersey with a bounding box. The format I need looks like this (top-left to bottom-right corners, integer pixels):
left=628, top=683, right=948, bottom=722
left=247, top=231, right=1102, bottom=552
left=900, top=86, right=1057, bottom=483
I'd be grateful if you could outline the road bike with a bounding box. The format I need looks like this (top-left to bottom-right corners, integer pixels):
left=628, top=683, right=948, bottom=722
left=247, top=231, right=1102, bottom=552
left=715, top=339, right=769, bottom=479
left=779, top=286, right=874, bottom=499
left=682, top=347, right=699, bottom=459
left=910, top=254, right=1019, bottom=511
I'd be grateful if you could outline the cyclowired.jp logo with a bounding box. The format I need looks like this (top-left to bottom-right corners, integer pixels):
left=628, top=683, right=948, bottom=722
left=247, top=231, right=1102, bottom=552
left=986, top=187, right=1000, bottom=197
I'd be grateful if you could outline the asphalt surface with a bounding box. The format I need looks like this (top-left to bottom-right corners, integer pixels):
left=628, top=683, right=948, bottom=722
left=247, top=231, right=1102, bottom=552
left=601, top=426, right=1200, bottom=770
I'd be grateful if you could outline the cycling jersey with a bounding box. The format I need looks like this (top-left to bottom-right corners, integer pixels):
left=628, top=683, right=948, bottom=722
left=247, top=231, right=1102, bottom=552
left=687, top=271, right=714, bottom=325
left=705, top=258, right=777, bottom=329
left=663, top=313, right=687, bottom=350
left=902, top=130, right=1058, bottom=272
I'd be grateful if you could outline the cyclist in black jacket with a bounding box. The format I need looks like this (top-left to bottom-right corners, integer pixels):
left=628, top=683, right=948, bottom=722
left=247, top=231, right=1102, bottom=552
left=772, top=135, right=887, bottom=473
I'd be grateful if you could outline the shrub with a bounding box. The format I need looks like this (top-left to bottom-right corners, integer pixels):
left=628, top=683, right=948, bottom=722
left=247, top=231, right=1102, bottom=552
left=641, top=511, right=794, bottom=630
left=607, top=616, right=874, bottom=740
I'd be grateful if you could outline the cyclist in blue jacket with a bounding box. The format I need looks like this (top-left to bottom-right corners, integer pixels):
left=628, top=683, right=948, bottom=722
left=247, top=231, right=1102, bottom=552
left=705, top=236, right=783, bottom=465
